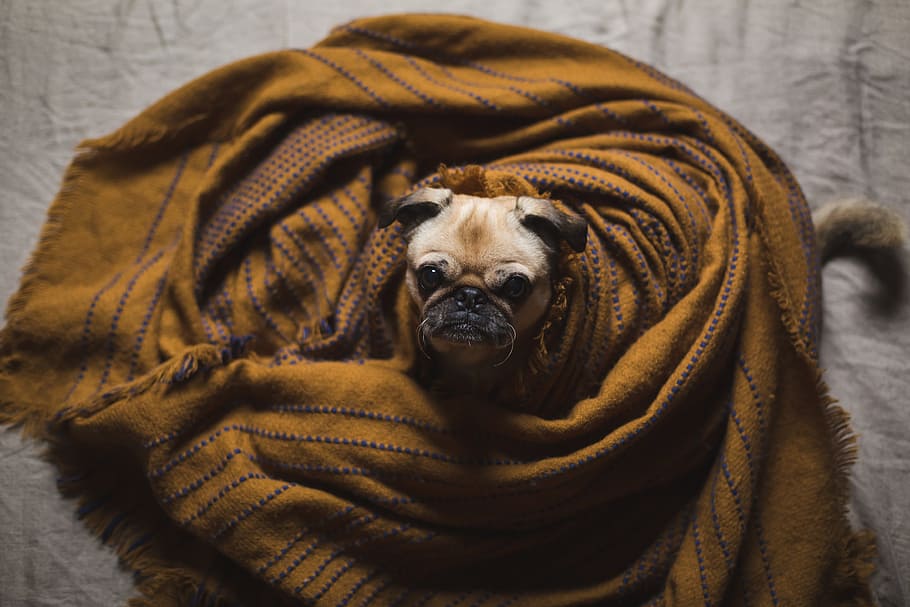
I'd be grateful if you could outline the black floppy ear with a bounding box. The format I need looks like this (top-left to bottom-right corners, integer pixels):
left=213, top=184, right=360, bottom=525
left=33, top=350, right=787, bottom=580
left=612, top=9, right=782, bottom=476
left=378, top=187, right=453, bottom=232
left=515, top=196, right=588, bottom=252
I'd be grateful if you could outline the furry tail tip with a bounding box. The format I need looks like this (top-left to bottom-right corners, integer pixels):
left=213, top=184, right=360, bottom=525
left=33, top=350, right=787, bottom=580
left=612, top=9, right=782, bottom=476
left=813, top=198, right=907, bottom=261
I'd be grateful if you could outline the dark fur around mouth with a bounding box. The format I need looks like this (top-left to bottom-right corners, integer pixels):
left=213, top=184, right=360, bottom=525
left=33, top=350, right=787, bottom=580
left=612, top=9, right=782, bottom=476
left=423, top=301, right=513, bottom=347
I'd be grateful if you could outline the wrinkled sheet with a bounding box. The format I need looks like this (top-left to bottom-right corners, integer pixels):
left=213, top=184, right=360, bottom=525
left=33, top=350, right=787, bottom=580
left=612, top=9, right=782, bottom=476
left=1, top=1, right=907, bottom=605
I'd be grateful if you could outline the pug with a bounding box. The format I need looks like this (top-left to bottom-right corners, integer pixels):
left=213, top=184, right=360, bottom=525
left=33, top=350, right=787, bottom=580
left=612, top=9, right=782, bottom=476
left=378, top=187, right=587, bottom=393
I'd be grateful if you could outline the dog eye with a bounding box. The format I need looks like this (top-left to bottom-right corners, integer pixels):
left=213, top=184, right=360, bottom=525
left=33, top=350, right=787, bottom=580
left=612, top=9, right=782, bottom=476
left=417, top=265, right=444, bottom=293
left=501, top=275, right=530, bottom=300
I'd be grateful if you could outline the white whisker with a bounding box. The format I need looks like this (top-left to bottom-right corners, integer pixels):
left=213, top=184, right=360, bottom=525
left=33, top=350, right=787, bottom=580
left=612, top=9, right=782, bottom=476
left=493, top=323, right=517, bottom=367
left=416, top=318, right=433, bottom=359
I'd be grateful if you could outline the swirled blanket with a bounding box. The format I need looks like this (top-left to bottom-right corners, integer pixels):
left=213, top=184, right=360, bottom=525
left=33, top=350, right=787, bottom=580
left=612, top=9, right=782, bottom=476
left=0, top=14, right=875, bottom=607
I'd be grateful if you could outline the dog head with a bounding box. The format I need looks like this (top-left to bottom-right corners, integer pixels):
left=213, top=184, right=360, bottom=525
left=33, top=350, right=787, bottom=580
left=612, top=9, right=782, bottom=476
left=379, top=187, right=586, bottom=370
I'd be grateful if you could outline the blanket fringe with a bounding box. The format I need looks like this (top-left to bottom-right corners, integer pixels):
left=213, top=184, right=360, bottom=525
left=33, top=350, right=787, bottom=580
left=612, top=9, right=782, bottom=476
left=755, top=213, right=878, bottom=604
left=53, top=337, right=252, bottom=424
left=56, top=447, right=239, bottom=607
left=80, top=114, right=210, bottom=156
left=817, top=375, right=878, bottom=606
left=825, top=530, right=878, bottom=607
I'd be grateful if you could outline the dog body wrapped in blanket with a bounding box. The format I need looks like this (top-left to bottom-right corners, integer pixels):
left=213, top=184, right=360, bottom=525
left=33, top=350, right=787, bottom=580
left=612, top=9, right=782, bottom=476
left=0, top=14, right=876, bottom=607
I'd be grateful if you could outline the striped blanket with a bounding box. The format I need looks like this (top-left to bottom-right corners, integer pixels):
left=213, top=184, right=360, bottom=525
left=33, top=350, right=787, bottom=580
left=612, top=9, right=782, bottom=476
left=0, top=14, right=875, bottom=607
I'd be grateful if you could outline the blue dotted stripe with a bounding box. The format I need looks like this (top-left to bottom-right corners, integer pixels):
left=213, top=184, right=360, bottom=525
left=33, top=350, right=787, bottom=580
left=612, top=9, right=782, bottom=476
left=358, top=578, right=393, bottom=607
left=271, top=233, right=330, bottom=322
left=342, top=181, right=370, bottom=218
left=411, top=590, right=439, bottom=607
left=719, top=456, right=749, bottom=554
left=296, top=203, right=344, bottom=272
left=266, top=260, right=311, bottom=325
left=178, top=469, right=273, bottom=526
left=340, top=25, right=589, bottom=100
left=570, top=246, right=607, bottom=381
left=333, top=570, right=378, bottom=607
left=244, top=255, right=293, bottom=344
left=134, top=152, right=189, bottom=263
left=733, top=354, right=781, bottom=605
left=330, top=188, right=368, bottom=247
left=403, top=56, right=501, bottom=111
left=629, top=206, right=683, bottom=303
left=306, top=264, right=368, bottom=356
left=276, top=219, right=337, bottom=332
left=727, top=399, right=757, bottom=489
left=737, top=356, right=768, bottom=440
left=594, top=102, right=631, bottom=126
left=259, top=505, right=357, bottom=575
left=212, top=482, right=295, bottom=539
left=201, top=302, right=229, bottom=345
left=293, top=522, right=412, bottom=597
left=664, top=158, right=713, bottom=225
left=353, top=49, right=445, bottom=109
left=160, top=448, right=243, bottom=505
left=94, top=240, right=176, bottom=395
left=270, top=513, right=378, bottom=585
left=773, top=167, right=818, bottom=353
left=299, top=50, right=392, bottom=109
left=606, top=131, right=730, bottom=201
left=442, top=592, right=470, bottom=607
left=752, top=517, right=781, bottom=607
left=262, top=258, right=304, bottom=331
left=692, top=518, right=714, bottom=606
left=271, top=346, right=309, bottom=367
left=465, top=591, right=494, bottom=607
left=708, top=464, right=735, bottom=572
left=63, top=270, right=124, bottom=402
left=640, top=99, right=673, bottom=127
left=298, top=238, right=407, bottom=358
left=416, top=62, right=555, bottom=111
left=386, top=589, right=414, bottom=607
left=126, top=272, right=168, bottom=381
left=200, top=285, right=234, bottom=345
left=311, top=560, right=358, bottom=602
left=216, top=286, right=236, bottom=332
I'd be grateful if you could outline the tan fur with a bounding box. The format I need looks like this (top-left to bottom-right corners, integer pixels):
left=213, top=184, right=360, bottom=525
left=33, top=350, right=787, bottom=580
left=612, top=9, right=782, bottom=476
left=813, top=198, right=906, bottom=261
left=405, top=194, right=554, bottom=365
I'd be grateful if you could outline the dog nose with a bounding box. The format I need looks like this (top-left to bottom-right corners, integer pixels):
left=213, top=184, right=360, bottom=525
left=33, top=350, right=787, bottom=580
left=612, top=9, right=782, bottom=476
left=454, top=286, right=487, bottom=310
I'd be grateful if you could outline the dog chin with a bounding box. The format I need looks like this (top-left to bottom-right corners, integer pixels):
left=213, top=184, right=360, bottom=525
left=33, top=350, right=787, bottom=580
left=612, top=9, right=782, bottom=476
left=429, top=338, right=502, bottom=365
left=423, top=316, right=513, bottom=366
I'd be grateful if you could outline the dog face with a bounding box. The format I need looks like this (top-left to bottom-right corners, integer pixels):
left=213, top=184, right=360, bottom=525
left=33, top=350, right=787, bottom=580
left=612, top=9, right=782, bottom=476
left=379, top=187, right=586, bottom=369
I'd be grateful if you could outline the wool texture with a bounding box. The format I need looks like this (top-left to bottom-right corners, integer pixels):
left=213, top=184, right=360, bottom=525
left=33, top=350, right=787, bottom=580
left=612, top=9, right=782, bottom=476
left=0, top=14, right=875, bottom=607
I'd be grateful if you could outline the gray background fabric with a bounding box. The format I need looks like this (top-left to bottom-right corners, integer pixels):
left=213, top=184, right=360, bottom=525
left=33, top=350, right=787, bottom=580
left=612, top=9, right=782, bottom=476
left=1, top=1, right=907, bottom=605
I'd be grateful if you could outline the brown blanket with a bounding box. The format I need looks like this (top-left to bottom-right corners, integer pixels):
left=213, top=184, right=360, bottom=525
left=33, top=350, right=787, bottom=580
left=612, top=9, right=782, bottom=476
left=0, top=14, right=875, bottom=606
